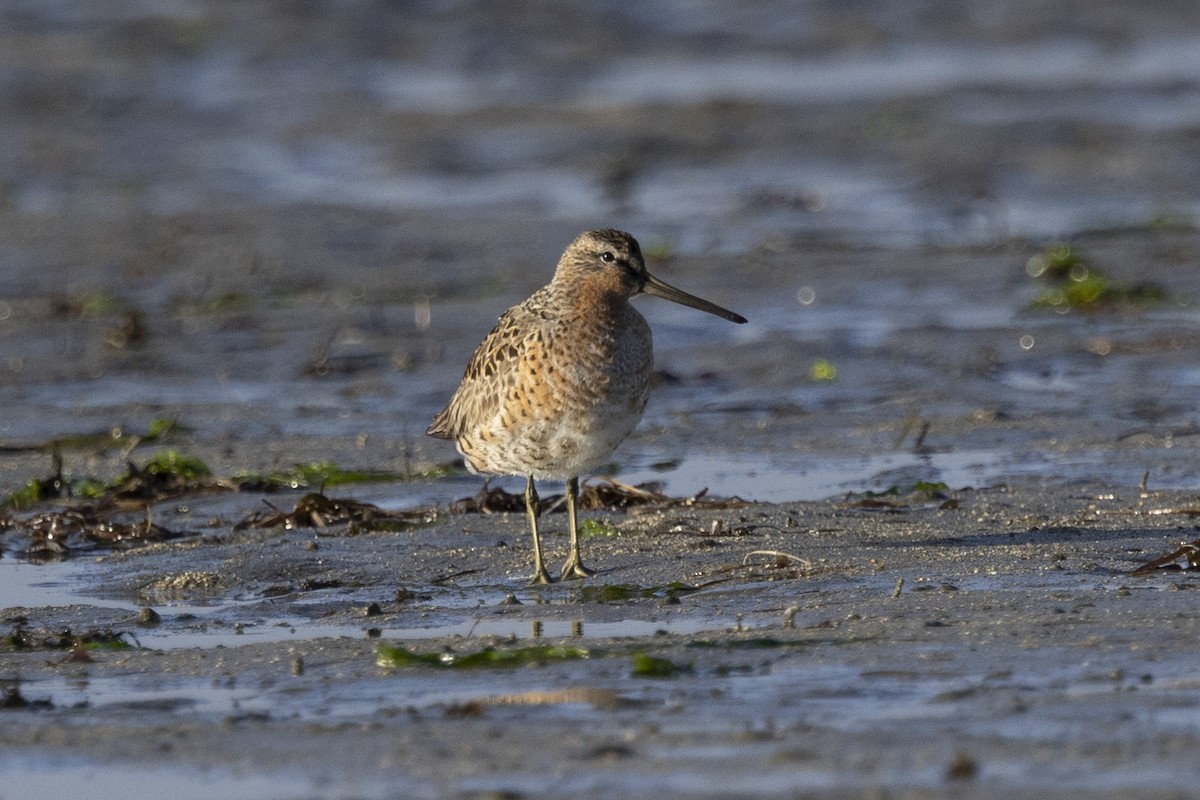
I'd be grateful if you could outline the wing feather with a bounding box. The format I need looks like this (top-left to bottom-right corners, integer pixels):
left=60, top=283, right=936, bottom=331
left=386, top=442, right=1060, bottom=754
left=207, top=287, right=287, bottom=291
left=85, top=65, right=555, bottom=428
left=426, top=303, right=543, bottom=440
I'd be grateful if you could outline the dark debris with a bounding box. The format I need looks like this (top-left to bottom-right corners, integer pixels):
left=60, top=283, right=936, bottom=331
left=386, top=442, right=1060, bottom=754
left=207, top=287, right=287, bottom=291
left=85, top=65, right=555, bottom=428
left=1131, top=539, right=1200, bottom=575
left=451, top=482, right=529, bottom=514
left=21, top=507, right=189, bottom=558
left=4, top=624, right=136, bottom=652
left=235, top=492, right=437, bottom=532
left=106, top=456, right=224, bottom=502
left=450, top=478, right=749, bottom=515
left=1, top=685, right=54, bottom=711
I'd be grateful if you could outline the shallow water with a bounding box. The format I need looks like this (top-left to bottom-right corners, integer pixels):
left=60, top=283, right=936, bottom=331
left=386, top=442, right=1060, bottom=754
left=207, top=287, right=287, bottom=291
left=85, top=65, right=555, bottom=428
left=0, top=760, right=332, bottom=800
left=0, top=554, right=732, bottom=650
left=6, top=628, right=1198, bottom=798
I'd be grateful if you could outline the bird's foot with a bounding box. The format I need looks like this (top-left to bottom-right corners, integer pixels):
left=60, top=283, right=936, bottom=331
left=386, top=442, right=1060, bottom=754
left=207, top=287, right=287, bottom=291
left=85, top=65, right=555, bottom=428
left=559, top=560, right=595, bottom=580
left=528, top=568, right=555, bottom=586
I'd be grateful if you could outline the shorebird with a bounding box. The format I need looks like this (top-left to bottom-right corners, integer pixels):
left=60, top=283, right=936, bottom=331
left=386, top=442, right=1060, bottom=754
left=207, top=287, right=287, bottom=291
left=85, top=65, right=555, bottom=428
left=427, top=229, right=746, bottom=583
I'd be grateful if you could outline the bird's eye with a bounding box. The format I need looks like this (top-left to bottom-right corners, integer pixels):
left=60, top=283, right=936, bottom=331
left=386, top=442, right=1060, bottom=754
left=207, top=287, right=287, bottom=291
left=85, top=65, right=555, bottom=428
left=600, top=251, right=615, bottom=263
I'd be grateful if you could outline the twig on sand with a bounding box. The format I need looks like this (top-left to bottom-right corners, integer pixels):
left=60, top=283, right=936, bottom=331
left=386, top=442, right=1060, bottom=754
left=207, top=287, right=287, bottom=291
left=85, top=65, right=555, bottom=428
left=742, top=550, right=812, bottom=572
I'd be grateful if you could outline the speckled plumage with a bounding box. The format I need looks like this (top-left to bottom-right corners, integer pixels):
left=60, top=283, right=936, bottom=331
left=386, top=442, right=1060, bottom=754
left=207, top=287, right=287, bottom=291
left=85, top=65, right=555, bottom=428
left=428, top=229, right=746, bottom=583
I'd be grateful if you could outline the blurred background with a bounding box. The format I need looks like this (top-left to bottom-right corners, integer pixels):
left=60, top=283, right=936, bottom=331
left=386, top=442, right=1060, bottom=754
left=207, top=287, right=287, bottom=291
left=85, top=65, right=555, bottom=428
left=2, top=0, right=1199, bottom=501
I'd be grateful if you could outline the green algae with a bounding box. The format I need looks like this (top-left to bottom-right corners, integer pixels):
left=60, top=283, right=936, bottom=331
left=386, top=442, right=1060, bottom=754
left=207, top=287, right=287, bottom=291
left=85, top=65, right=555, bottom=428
left=376, top=643, right=590, bottom=670
left=236, top=461, right=456, bottom=492
left=630, top=652, right=692, bottom=678
left=1027, top=243, right=1168, bottom=312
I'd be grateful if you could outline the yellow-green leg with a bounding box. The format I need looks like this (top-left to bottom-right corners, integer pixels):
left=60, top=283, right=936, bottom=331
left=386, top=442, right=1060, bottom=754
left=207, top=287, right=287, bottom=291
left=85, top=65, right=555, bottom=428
left=525, top=475, right=552, bottom=585
left=560, top=476, right=595, bottom=579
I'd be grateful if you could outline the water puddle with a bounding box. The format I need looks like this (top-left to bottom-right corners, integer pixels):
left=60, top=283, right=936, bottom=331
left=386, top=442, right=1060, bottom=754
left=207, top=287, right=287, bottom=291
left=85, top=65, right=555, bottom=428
left=378, top=616, right=712, bottom=641
left=3, top=651, right=1190, bottom=799
left=614, top=447, right=1144, bottom=502
left=0, top=558, right=131, bottom=613
left=0, top=556, right=729, bottom=650
left=123, top=616, right=727, bottom=651
left=0, top=757, right=382, bottom=800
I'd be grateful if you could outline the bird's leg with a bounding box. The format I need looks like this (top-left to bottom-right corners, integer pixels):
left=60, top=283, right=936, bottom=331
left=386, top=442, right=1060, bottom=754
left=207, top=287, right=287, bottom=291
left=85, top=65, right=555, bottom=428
left=525, top=475, right=553, bottom=585
left=560, top=476, right=595, bottom=579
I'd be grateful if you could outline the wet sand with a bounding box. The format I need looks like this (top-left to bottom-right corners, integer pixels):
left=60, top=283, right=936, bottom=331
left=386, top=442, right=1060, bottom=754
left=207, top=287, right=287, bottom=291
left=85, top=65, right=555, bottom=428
left=4, top=0, right=1200, bottom=797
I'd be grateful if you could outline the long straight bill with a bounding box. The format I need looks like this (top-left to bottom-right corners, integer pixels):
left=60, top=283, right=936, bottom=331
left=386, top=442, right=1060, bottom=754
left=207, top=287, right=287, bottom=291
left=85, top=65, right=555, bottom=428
left=641, top=273, right=747, bottom=324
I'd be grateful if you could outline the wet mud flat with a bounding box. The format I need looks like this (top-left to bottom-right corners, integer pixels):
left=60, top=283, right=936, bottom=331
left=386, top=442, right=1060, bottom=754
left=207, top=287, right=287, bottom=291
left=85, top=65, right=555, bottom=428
left=3, top=211, right=1200, bottom=799
left=2, top=134, right=1200, bottom=800
left=4, top=477, right=1200, bottom=799
left=3, top=0, right=1200, bottom=795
